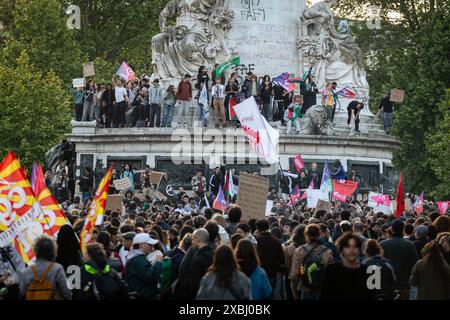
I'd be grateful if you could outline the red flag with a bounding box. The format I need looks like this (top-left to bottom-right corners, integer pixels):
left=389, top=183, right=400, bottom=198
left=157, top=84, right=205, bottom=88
left=395, top=174, right=405, bottom=218
left=437, top=201, right=450, bottom=215
left=332, top=180, right=358, bottom=198
left=294, top=155, right=305, bottom=173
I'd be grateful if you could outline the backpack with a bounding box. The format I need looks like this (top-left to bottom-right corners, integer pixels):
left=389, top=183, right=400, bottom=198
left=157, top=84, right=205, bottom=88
left=26, top=263, right=55, bottom=300
left=81, top=264, right=125, bottom=300
left=300, top=244, right=328, bottom=290
left=159, top=258, right=172, bottom=293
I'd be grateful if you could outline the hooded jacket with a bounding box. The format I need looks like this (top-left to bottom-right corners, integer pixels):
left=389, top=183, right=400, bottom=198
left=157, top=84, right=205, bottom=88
left=125, top=249, right=161, bottom=299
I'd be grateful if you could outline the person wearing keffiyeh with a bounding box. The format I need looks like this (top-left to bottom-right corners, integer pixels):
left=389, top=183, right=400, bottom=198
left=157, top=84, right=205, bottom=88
left=284, top=95, right=304, bottom=134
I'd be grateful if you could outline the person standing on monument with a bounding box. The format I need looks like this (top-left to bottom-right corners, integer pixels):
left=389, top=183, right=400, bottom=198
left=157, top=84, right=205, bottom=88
left=176, top=74, right=193, bottom=128
left=284, top=95, right=303, bottom=135
left=302, top=74, right=319, bottom=114
left=162, top=85, right=176, bottom=128
left=114, top=79, right=129, bottom=128
left=224, top=77, right=240, bottom=126
left=260, top=75, right=273, bottom=122
left=195, top=80, right=210, bottom=128
left=272, top=83, right=287, bottom=124
left=378, top=92, right=394, bottom=134
left=148, top=79, right=164, bottom=127
left=322, top=82, right=334, bottom=124
left=102, top=83, right=116, bottom=128
left=211, top=77, right=226, bottom=128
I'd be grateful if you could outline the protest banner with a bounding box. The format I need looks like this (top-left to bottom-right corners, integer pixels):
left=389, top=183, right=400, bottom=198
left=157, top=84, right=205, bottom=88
left=307, top=189, right=329, bottom=208
left=72, top=78, right=85, bottom=88
left=437, top=201, right=450, bottom=215
left=368, top=191, right=381, bottom=208
left=105, top=194, right=124, bottom=212
left=234, top=97, right=279, bottom=164
left=373, top=204, right=391, bottom=215
left=237, top=173, right=270, bottom=221
left=83, top=62, right=95, bottom=77
left=390, top=88, right=405, bottom=103
left=315, top=199, right=332, bottom=213
left=113, top=177, right=132, bottom=191
left=332, top=180, right=358, bottom=198
left=265, top=200, right=274, bottom=216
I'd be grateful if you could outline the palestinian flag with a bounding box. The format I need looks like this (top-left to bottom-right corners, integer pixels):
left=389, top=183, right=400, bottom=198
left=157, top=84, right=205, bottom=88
left=228, top=96, right=238, bottom=121
left=287, top=107, right=302, bottom=121
left=223, top=170, right=235, bottom=198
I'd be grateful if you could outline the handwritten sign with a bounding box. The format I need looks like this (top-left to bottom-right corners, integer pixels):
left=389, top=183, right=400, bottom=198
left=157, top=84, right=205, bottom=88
left=315, top=199, right=332, bottom=213
left=307, top=189, right=329, bottom=208
left=83, top=62, right=95, bottom=77
left=390, top=89, right=405, bottom=103
left=72, top=78, right=85, bottom=88
left=265, top=200, right=274, bottom=216
left=113, top=177, right=132, bottom=191
left=237, top=173, right=270, bottom=221
left=105, top=194, right=124, bottom=213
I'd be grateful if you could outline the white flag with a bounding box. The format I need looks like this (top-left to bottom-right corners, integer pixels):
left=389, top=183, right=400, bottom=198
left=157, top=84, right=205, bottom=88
left=233, top=97, right=279, bottom=164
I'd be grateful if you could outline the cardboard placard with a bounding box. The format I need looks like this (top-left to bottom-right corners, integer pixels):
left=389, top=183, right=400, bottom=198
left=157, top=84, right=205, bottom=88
left=315, top=199, right=332, bottom=213
left=307, top=189, right=329, bottom=208
left=150, top=171, right=168, bottom=186
left=83, top=62, right=95, bottom=77
left=390, top=88, right=405, bottom=103
left=105, top=194, right=124, bottom=212
left=113, top=177, right=132, bottom=191
left=72, top=78, right=85, bottom=88
left=237, top=173, right=270, bottom=221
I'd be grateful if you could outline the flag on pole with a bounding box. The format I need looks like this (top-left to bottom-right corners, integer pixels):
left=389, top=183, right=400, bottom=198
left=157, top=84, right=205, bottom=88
left=0, top=152, right=43, bottom=263
left=213, top=185, right=227, bottom=212
left=233, top=97, right=279, bottom=164
left=413, top=192, right=424, bottom=215
left=34, top=164, right=69, bottom=237
left=294, top=155, right=305, bottom=173
left=224, top=170, right=235, bottom=198
left=80, top=167, right=113, bottom=254
left=116, top=62, right=136, bottom=81
left=30, top=161, right=38, bottom=190
left=320, top=161, right=333, bottom=194
left=332, top=180, right=358, bottom=201
left=395, top=174, right=405, bottom=218
left=204, top=193, right=210, bottom=209
left=336, top=87, right=357, bottom=99
left=437, top=201, right=450, bottom=215
left=273, top=72, right=297, bottom=92
left=299, top=179, right=314, bottom=201
left=228, top=96, right=238, bottom=121
left=215, top=56, right=240, bottom=78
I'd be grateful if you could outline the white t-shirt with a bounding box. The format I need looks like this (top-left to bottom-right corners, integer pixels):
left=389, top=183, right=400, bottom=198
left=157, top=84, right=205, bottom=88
left=118, top=246, right=130, bottom=266
left=115, top=86, right=128, bottom=103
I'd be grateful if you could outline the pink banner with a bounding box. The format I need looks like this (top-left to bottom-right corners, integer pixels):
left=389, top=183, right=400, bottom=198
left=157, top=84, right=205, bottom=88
left=294, top=155, right=305, bottom=173
left=437, top=201, right=450, bottom=215
left=333, top=191, right=347, bottom=203
left=371, top=194, right=390, bottom=206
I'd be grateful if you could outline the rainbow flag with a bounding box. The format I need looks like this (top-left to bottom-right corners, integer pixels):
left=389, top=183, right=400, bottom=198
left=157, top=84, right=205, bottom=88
left=80, top=167, right=113, bottom=254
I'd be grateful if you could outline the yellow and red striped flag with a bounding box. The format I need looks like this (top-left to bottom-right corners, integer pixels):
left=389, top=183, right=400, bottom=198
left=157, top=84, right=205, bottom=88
left=80, top=166, right=113, bottom=254
left=0, top=152, right=43, bottom=263
left=34, top=163, right=69, bottom=237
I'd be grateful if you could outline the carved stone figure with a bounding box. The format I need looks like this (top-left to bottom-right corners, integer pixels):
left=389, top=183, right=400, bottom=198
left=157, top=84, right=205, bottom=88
left=303, top=104, right=330, bottom=135
left=151, top=0, right=234, bottom=80
left=298, top=0, right=369, bottom=97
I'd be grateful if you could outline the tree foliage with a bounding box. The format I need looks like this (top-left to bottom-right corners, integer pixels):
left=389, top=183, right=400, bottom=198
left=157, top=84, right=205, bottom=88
left=337, top=0, right=450, bottom=198
left=0, top=51, right=72, bottom=166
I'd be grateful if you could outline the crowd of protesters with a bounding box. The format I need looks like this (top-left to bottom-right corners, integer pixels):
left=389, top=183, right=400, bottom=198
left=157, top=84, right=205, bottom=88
left=2, top=161, right=449, bottom=301
left=70, top=67, right=390, bottom=134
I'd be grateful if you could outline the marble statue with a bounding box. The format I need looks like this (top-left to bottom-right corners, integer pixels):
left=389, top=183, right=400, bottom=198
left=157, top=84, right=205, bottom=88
left=151, top=0, right=234, bottom=80
left=303, top=104, right=330, bottom=135
left=298, top=0, right=369, bottom=96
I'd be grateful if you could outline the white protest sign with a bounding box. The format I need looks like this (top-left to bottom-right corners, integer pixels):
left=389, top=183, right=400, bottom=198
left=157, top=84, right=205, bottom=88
left=72, top=78, right=85, bottom=88
left=368, top=191, right=380, bottom=208
left=265, top=200, right=274, bottom=216
left=307, top=189, right=329, bottom=208
left=113, top=177, right=132, bottom=191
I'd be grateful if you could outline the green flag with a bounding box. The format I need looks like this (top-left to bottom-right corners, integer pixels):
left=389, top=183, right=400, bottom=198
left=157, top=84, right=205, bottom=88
left=215, top=56, right=240, bottom=78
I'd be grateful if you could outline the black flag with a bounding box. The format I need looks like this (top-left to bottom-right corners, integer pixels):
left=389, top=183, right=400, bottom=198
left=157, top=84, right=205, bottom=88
left=157, top=176, right=175, bottom=199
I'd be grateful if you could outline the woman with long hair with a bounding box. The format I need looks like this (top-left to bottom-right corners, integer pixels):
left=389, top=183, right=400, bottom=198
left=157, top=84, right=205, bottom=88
left=410, top=240, right=450, bottom=300
left=235, top=239, right=272, bottom=300
left=196, top=244, right=251, bottom=300
left=56, top=224, right=83, bottom=273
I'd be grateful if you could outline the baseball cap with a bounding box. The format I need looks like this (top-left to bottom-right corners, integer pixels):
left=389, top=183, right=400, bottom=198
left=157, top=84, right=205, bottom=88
left=122, top=231, right=136, bottom=241
left=132, top=233, right=158, bottom=245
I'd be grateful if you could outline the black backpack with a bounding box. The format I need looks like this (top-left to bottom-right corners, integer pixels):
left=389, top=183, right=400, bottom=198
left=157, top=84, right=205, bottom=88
left=81, top=266, right=127, bottom=300
left=300, top=244, right=328, bottom=290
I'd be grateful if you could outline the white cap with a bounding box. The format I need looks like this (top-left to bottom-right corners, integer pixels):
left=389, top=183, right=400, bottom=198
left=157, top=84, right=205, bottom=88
left=132, top=233, right=158, bottom=246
